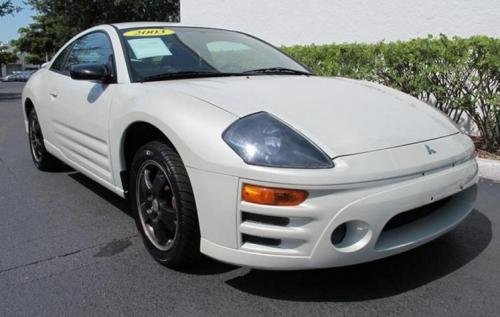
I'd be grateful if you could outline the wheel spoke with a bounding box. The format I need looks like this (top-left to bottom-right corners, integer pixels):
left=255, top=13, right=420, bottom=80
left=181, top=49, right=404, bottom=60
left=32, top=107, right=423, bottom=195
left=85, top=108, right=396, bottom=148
left=151, top=219, right=168, bottom=244
left=143, top=169, right=153, bottom=191
left=139, top=169, right=154, bottom=201
left=140, top=202, right=153, bottom=222
left=158, top=202, right=177, bottom=233
left=151, top=170, right=166, bottom=196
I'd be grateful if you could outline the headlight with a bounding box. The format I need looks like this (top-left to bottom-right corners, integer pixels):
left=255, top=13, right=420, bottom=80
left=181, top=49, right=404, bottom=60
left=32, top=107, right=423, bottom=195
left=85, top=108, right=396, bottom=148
left=222, top=112, right=333, bottom=169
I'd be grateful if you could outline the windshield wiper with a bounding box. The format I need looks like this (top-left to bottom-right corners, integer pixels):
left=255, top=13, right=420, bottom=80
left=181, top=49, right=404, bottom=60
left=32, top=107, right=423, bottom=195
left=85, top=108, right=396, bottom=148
left=140, top=68, right=311, bottom=82
left=243, top=67, right=312, bottom=76
left=140, top=71, right=241, bottom=82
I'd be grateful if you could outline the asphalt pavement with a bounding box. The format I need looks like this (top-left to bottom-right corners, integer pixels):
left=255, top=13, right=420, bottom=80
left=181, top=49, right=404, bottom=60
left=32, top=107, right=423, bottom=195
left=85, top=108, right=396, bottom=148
left=0, top=82, right=499, bottom=316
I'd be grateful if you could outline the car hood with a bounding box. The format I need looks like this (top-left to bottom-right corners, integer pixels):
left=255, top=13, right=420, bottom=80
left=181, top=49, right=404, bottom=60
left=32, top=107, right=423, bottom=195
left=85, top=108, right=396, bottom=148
left=145, top=76, right=458, bottom=157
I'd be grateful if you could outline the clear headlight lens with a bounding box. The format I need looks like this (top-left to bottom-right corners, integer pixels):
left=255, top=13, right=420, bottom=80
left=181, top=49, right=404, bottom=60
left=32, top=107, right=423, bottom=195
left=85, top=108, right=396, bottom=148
left=222, top=112, right=333, bottom=169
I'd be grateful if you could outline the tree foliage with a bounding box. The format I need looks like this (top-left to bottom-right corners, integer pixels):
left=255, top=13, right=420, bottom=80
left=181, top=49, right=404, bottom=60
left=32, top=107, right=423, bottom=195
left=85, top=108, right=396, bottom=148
left=284, top=35, right=500, bottom=151
left=25, top=53, right=46, bottom=65
left=0, top=45, right=17, bottom=66
left=0, top=0, right=20, bottom=16
left=12, top=14, right=73, bottom=61
left=13, top=0, right=179, bottom=60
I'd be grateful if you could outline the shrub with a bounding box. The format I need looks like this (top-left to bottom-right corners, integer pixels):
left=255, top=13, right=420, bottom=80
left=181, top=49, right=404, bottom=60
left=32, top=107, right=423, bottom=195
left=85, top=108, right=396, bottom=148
left=284, top=35, right=500, bottom=152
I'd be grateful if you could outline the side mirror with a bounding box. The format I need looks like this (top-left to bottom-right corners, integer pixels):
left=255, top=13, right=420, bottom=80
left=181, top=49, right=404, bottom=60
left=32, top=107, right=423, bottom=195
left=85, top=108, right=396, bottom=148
left=69, top=63, right=112, bottom=83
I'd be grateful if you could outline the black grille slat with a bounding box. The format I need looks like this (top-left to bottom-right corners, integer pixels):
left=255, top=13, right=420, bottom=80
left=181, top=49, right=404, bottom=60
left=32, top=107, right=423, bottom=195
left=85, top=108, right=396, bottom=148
left=242, top=212, right=290, bottom=226
left=242, top=234, right=281, bottom=246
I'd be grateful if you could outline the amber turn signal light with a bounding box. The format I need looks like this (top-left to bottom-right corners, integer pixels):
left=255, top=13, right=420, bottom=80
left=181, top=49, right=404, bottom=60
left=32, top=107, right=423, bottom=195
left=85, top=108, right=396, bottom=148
left=242, top=184, right=308, bottom=206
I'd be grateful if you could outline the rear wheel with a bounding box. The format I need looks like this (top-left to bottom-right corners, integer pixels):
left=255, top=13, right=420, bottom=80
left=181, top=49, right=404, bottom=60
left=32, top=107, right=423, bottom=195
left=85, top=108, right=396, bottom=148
left=27, top=108, right=61, bottom=171
left=129, top=141, right=201, bottom=268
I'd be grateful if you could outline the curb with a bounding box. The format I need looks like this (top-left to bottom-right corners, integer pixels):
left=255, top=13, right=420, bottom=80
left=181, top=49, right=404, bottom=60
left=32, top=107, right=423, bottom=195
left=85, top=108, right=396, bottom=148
left=477, top=158, right=500, bottom=182
left=0, top=93, right=22, bottom=100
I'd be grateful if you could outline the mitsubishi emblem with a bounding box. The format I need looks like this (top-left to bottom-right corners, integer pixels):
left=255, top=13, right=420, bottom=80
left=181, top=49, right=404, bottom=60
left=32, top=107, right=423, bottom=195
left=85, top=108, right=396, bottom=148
left=425, top=144, right=437, bottom=155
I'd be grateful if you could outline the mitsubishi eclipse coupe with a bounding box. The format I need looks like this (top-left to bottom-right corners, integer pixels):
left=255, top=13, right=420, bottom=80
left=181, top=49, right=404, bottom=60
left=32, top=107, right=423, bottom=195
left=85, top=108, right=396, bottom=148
left=22, top=22, right=478, bottom=269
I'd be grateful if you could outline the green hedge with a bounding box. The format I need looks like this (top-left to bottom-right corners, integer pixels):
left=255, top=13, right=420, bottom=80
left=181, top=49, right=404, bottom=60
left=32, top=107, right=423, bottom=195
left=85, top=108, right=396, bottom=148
left=284, top=35, right=500, bottom=152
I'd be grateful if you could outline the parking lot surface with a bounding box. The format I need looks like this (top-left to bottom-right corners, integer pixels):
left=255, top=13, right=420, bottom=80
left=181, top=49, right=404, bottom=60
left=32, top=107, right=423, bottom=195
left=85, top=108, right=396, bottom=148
left=1, top=83, right=499, bottom=316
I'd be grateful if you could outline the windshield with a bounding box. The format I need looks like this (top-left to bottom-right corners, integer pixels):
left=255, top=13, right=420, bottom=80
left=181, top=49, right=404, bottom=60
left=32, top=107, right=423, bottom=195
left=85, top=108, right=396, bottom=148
left=119, top=27, right=311, bottom=82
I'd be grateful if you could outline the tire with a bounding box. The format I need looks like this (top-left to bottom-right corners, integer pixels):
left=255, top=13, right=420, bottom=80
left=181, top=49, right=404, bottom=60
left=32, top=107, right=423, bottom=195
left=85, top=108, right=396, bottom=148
left=27, top=108, right=61, bottom=171
left=129, top=141, right=201, bottom=268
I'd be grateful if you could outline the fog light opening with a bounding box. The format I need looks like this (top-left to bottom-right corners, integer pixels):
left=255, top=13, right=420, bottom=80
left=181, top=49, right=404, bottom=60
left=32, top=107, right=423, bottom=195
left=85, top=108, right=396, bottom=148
left=332, top=220, right=372, bottom=252
left=331, top=223, right=347, bottom=246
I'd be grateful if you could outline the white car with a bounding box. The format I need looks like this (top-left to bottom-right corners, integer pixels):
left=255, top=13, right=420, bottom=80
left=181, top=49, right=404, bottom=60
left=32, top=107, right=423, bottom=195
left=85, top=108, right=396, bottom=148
left=22, top=22, right=478, bottom=270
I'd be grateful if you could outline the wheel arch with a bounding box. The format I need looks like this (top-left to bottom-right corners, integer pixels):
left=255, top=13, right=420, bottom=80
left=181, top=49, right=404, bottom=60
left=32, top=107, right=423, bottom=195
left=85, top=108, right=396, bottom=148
left=120, top=121, right=179, bottom=193
left=24, top=98, right=35, bottom=119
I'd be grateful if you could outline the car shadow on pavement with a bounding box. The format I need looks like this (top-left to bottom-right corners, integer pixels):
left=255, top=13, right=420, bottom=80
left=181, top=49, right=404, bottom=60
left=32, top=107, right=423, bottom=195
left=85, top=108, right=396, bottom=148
left=175, top=256, right=240, bottom=275
left=53, top=163, right=75, bottom=173
left=225, top=210, right=492, bottom=301
left=68, top=171, right=133, bottom=218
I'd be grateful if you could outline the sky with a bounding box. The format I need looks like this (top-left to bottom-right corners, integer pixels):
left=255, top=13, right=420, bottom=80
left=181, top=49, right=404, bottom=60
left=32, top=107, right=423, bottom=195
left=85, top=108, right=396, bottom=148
left=0, top=0, right=35, bottom=43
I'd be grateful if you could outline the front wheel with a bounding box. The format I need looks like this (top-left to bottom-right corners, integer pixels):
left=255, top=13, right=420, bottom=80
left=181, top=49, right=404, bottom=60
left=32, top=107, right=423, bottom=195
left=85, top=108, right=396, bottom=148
left=129, top=141, right=201, bottom=268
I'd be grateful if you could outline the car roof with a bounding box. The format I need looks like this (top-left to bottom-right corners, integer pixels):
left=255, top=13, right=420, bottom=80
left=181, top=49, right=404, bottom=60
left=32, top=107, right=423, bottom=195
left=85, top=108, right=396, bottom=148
left=111, top=22, right=212, bottom=30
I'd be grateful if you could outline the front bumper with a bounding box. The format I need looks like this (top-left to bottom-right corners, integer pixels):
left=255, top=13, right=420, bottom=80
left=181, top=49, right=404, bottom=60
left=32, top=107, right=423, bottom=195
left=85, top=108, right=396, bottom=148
left=187, top=135, right=479, bottom=270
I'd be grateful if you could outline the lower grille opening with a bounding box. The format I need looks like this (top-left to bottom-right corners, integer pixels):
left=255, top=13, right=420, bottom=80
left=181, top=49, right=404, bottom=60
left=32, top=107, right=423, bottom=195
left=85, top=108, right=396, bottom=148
left=242, top=212, right=290, bottom=226
left=242, top=234, right=281, bottom=246
left=383, top=196, right=452, bottom=231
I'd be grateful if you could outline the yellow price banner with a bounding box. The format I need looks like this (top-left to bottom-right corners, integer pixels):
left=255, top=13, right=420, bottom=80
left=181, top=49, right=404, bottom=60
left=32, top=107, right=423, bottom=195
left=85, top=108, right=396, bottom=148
left=124, top=29, right=176, bottom=37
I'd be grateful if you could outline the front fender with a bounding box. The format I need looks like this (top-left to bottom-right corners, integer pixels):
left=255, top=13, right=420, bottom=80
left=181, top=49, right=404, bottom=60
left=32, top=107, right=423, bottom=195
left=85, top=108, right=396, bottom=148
left=108, top=84, right=244, bottom=189
left=21, top=70, right=46, bottom=132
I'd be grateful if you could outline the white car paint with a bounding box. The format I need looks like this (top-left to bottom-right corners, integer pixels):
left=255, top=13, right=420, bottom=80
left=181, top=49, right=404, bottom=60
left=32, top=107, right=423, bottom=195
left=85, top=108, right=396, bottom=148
left=22, top=22, right=478, bottom=269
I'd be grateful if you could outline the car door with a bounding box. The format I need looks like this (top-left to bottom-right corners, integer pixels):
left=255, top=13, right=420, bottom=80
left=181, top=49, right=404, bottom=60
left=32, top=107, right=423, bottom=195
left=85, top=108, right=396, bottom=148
left=48, top=31, right=116, bottom=184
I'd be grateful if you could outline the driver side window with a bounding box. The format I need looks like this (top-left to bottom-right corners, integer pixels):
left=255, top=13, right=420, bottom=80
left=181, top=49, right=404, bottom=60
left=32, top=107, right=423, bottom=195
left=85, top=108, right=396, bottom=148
left=63, top=32, right=114, bottom=75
